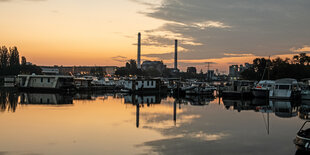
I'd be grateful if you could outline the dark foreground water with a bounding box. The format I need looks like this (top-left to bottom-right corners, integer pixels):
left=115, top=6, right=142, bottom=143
left=0, top=91, right=308, bottom=155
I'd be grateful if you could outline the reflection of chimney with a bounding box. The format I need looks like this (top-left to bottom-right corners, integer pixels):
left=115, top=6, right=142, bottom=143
left=136, top=103, right=140, bottom=128
left=173, top=101, right=176, bottom=125
left=137, top=33, right=141, bottom=69
left=174, top=39, right=178, bottom=70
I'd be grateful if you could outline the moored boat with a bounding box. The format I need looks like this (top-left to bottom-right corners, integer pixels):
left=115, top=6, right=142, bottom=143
left=181, top=82, right=216, bottom=96
left=17, top=74, right=75, bottom=92
left=122, top=78, right=167, bottom=94
left=294, top=121, right=310, bottom=151
left=252, top=80, right=275, bottom=98
left=221, top=80, right=254, bottom=99
left=269, top=78, right=301, bottom=100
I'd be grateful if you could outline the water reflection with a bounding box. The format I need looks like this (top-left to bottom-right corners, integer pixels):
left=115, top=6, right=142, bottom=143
left=0, top=90, right=307, bottom=122
left=0, top=90, right=309, bottom=154
left=222, top=98, right=300, bottom=118
left=20, top=93, right=73, bottom=105
left=0, top=90, right=18, bottom=112
left=180, top=95, right=215, bottom=106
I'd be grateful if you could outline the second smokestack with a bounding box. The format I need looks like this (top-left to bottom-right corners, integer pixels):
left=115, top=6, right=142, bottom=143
left=174, top=39, right=178, bottom=70
left=137, top=32, right=141, bottom=69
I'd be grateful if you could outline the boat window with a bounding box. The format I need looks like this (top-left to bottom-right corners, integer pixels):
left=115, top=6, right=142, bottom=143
left=41, top=78, right=43, bottom=83
left=48, top=78, right=50, bottom=83
left=279, top=85, right=290, bottom=90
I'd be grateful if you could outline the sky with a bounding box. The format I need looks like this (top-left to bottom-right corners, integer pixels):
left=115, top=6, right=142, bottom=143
left=0, top=0, right=310, bottom=72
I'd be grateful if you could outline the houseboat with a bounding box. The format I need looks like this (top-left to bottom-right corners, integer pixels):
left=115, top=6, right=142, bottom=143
left=269, top=78, right=301, bottom=100
left=122, top=78, right=167, bottom=94
left=252, top=80, right=275, bottom=98
left=221, top=80, right=254, bottom=99
left=17, top=74, right=75, bottom=92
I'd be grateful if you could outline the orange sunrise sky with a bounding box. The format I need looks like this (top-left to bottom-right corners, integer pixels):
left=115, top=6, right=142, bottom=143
left=1, top=0, right=309, bottom=72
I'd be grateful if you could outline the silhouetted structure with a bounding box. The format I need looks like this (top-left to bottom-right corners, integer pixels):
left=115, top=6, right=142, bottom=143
left=174, top=40, right=178, bottom=70
left=137, top=33, right=141, bottom=69
left=187, top=67, right=197, bottom=74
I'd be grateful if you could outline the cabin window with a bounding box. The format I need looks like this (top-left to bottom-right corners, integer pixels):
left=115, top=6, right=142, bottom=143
left=48, top=78, right=50, bottom=83
left=279, top=85, right=290, bottom=90
left=41, top=78, right=43, bottom=83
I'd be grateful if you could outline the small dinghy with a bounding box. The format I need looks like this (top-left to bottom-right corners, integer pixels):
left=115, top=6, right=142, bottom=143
left=294, top=121, right=310, bottom=151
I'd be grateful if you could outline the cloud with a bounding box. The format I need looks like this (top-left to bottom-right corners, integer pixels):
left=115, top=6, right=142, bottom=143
left=290, top=45, right=310, bottom=53
left=111, top=56, right=128, bottom=62
left=133, top=0, right=310, bottom=60
left=0, top=0, right=46, bottom=2
left=129, top=0, right=160, bottom=7
left=193, top=21, right=231, bottom=29
left=143, top=50, right=255, bottom=60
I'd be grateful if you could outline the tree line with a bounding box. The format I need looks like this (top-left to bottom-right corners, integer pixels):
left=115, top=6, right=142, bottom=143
left=241, top=53, right=310, bottom=80
left=0, top=46, right=41, bottom=76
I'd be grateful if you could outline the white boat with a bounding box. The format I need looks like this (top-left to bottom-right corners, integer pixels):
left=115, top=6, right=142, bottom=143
left=269, top=78, right=301, bottom=100
left=252, top=80, right=275, bottom=98
left=91, top=77, right=116, bottom=86
left=123, top=78, right=167, bottom=94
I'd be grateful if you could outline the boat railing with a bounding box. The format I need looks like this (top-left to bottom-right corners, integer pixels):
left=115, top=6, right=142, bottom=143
left=299, top=121, right=310, bottom=133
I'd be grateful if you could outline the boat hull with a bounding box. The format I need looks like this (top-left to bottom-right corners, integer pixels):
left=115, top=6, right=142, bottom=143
left=302, top=95, right=310, bottom=100
left=294, top=135, right=310, bottom=151
left=252, top=89, right=269, bottom=98
left=222, top=91, right=252, bottom=99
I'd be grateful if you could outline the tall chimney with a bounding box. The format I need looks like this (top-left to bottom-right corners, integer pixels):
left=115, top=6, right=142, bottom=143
left=137, top=33, right=141, bottom=69
left=174, top=39, right=178, bottom=70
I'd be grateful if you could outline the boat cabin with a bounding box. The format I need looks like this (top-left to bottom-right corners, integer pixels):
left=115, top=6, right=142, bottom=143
left=123, top=78, right=163, bottom=92
left=17, top=74, right=74, bottom=90
left=269, top=78, right=300, bottom=99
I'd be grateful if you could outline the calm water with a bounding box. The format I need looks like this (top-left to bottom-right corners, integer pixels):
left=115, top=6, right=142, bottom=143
left=0, top=91, right=308, bottom=155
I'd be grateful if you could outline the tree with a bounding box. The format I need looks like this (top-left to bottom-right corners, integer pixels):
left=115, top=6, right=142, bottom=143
left=8, top=46, right=20, bottom=75
left=241, top=54, right=310, bottom=80
left=0, top=46, right=9, bottom=69
left=9, top=47, right=20, bottom=66
left=293, top=53, right=310, bottom=65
